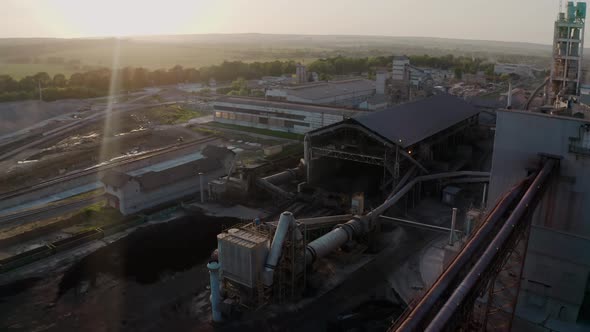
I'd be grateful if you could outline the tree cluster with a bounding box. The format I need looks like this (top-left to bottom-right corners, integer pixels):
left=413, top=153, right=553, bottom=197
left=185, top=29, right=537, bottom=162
left=307, top=54, right=495, bottom=78
left=0, top=54, right=496, bottom=103
left=0, top=60, right=297, bottom=102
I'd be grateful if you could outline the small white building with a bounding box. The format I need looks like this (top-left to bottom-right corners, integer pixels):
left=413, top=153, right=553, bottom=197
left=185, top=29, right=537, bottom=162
left=392, top=56, right=411, bottom=81
left=101, top=146, right=235, bottom=215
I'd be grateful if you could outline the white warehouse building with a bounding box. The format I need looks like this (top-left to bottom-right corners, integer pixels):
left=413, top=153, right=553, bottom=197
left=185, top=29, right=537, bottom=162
left=101, top=145, right=235, bottom=215
left=213, top=97, right=360, bottom=134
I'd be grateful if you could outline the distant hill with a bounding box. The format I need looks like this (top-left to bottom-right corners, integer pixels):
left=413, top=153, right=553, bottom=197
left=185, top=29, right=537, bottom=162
left=0, top=33, right=556, bottom=79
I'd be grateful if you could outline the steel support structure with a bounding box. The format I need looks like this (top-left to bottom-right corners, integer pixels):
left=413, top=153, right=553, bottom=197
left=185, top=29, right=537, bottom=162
left=392, top=158, right=558, bottom=332
left=482, top=214, right=532, bottom=331
left=311, top=147, right=384, bottom=166
left=423, top=158, right=557, bottom=332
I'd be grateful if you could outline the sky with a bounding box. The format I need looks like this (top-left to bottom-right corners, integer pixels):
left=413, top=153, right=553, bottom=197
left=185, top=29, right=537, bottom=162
left=0, top=0, right=570, bottom=45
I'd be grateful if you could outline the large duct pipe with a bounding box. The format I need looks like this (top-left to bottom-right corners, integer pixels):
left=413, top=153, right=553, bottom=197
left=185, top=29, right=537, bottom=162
left=207, top=261, right=222, bottom=322
left=425, top=159, right=556, bottom=331
left=263, top=211, right=295, bottom=286
left=256, top=178, right=295, bottom=200
left=256, top=168, right=299, bottom=200
left=369, top=171, right=490, bottom=220
left=262, top=167, right=299, bottom=184
left=305, top=217, right=364, bottom=263
left=392, top=176, right=531, bottom=332
left=304, top=171, right=491, bottom=265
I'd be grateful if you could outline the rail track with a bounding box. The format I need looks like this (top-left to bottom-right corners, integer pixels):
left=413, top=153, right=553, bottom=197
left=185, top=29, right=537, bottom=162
left=0, top=195, right=104, bottom=228
left=0, top=135, right=217, bottom=201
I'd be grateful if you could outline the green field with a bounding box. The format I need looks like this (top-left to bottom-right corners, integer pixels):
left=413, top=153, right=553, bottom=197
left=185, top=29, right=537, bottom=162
left=0, top=40, right=319, bottom=78
left=0, top=34, right=553, bottom=79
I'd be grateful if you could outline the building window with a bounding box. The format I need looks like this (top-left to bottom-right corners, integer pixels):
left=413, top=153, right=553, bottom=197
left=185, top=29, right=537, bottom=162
left=215, top=111, right=221, bottom=118
left=259, top=117, right=268, bottom=124
left=229, top=112, right=236, bottom=120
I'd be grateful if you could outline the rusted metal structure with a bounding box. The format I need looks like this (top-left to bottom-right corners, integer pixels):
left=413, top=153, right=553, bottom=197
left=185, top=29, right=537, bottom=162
left=391, top=157, right=559, bottom=332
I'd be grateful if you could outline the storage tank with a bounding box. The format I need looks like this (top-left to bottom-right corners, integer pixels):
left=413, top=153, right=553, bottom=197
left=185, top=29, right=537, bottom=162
left=217, top=228, right=269, bottom=288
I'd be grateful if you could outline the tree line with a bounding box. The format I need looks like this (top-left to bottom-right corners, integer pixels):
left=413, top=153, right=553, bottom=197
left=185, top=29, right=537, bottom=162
left=0, top=60, right=301, bottom=102
left=0, top=54, right=495, bottom=102
left=308, top=54, right=495, bottom=79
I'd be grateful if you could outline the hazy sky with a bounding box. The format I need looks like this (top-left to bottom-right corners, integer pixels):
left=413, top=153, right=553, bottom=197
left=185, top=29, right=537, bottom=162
left=0, top=0, right=569, bottom=44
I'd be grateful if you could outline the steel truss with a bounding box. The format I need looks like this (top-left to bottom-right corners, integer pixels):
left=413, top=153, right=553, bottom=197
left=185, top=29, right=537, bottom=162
left=311, top=147, right=385, bottom=166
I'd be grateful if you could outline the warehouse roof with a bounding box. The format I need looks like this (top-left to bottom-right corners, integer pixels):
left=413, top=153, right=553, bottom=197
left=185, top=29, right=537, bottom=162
left=101, top=145, right=234, bottom=192
left=285, top=79, right=375, bottom=102
left=101, top=171, right=132, bottom=188
left=306, top=95, right=479, bottom=148
left=352, top=94, right=479, bottom=148
left=137, top=158, right=221, bottom=191
left=214, top=96, right=359, bottom=116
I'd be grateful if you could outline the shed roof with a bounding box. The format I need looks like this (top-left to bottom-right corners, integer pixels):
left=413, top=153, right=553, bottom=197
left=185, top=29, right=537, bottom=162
left=101, top=171, right=132, bottom=188
left=137, top=157, right=221, bottom=191
left=345, top=94, right=479, bottom=148
left=214, top=96, right=358, bottom=116
left=101, top=145, right=233, bottom=192
left=285, top=79, right=375, bottom=101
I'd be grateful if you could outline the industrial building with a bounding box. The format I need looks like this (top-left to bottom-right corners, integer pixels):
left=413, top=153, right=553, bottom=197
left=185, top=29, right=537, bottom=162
left=550, top=1, right=587, bottom=99
left=101, top=145, right=235, bottom=215
left=213, top=96, right=359, bottom=134
left=265, top=79, right=376, bottom=106
left=488, top=110, right=590, bottom=328
left=358, top=94, right=389, bottom=111
left=494, top=63, right=538, bottom=78
left=304, top=94, right=481, bottom=195
left=388, top=56, right=432, bottom=103
left=205, top=94, right=491, bottom=324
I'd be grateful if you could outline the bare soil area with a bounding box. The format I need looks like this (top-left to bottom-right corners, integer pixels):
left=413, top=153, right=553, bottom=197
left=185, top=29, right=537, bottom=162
left=0, top=213, right=239, bottom=332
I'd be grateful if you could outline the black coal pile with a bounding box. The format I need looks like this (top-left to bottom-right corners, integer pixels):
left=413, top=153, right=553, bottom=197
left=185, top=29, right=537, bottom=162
left=58, top=212, right=239, bottom=297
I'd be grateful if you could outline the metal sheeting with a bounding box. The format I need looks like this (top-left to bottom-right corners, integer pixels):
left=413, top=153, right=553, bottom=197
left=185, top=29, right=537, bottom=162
left=217, top=229, right=268, bottom=288
left=353, top=94, right=480, bottom=148
left=392, top=176, right=532, bottom=332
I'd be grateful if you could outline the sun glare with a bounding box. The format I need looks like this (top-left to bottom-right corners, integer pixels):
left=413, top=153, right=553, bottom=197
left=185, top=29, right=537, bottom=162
left=33, top=0, right=219, bottom=38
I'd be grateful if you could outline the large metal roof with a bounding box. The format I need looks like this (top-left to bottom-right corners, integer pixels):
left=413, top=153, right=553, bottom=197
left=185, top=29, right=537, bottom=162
left=214, top=96, right=359, bottom=116
left=285, top=79, right=375, bottom=101
left=351, top=94, right=480, bottom=148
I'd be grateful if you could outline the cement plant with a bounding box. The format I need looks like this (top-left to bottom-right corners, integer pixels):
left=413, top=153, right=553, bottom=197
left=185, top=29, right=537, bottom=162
left=0, top=2, right=589, bottom=332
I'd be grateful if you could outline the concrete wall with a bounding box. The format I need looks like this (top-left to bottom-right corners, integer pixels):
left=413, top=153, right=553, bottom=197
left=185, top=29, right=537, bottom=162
left=392, top=58, right=410, bottom=81
left=517, top=226, right=590, bottom=322
left=214, top=102, right=347, bottom=134
left=488, top=110, right=590, bottom=324
left=376, top=71, right=388, bottom=95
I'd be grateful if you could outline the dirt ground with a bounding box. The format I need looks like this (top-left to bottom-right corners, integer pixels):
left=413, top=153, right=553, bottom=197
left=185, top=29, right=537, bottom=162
left=0, top=106, right=209, bottom=192
left=0, top=99, right=92, bottom=136
left=0, top=212, right=239, bottom=332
